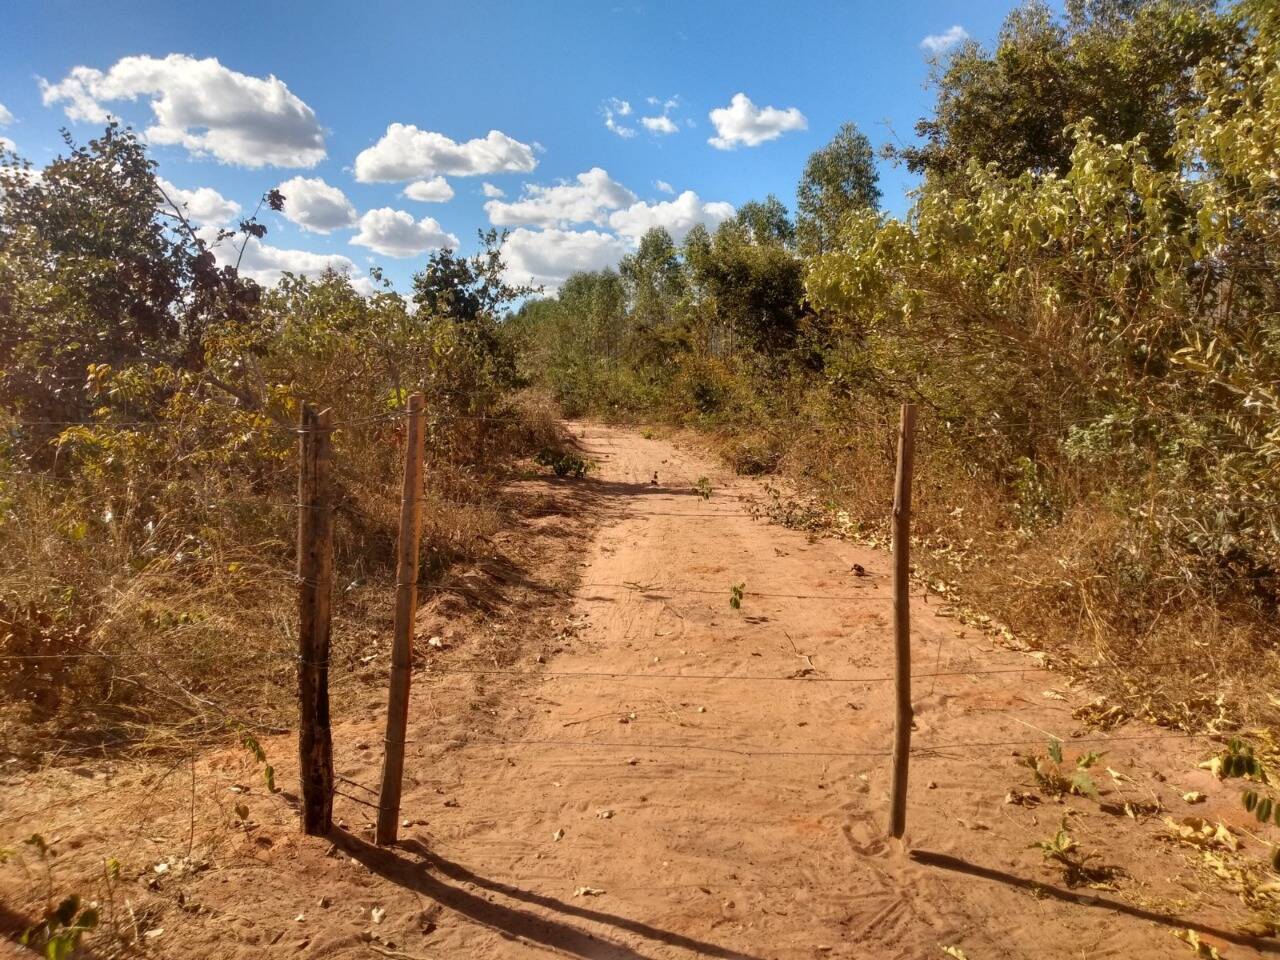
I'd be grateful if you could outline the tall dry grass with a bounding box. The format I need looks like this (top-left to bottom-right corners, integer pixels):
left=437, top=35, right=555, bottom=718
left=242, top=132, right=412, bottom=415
left=0, top=391, right=572, bottom=761
left=710, top=391, right=1280, bottom=736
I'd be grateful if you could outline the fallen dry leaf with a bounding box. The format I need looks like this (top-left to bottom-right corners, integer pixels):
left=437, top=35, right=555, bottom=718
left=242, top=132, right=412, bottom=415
left=1173, top=928, right=1221, bottom=958
left=1163, top=816, right=1239, bottom=851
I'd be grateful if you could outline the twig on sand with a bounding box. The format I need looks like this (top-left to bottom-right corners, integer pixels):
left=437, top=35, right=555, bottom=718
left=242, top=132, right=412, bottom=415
left=563, top=712, right=627, bottom=728
left=368, top=946, right=432, bottom=960
left=783, top=630, right=816, bottom=673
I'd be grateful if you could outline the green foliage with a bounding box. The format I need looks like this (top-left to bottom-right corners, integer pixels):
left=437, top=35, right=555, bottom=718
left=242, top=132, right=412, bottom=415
left=240, top=732, right=278, bottom=793
left=0, top=124, right=267, bottom=437
left=807, top=39, right=1280, bottom=589
left=509, top=203, right=808, bottom=417
left=534, top=448, right=591, bottom=479
left=16, top=835, right=101, bottom=960
left=737, top=196, right=796, bottom=247
left=797, top=122, right=881, bottom=254
left=896, top=0, right=1243, bottom=179
left=408, top=230, right=532, bottom=418
left=1031, top=818, right=1120, bottom=887
left=689, top=216, right=808, bottom=353
left=1019, top=739, right=1103, bottom=799
left=20, top=893, right=99, bottom=960
left=695, top=477, right=712, bottom=500
left=506, top=269, right=650, bottom=416
left=1218, top=739, right=1280, bottom=835
left=0, top=128, right=537, bottom=747
left=729, top=582, right=745, bottom=609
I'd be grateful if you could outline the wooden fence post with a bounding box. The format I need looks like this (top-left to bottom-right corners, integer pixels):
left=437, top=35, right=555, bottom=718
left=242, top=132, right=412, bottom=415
left=298, top=403, right=335, bottom=835
left=889, top=403, right=917, bottom=840
left=377, top=393, right=427, bottom=845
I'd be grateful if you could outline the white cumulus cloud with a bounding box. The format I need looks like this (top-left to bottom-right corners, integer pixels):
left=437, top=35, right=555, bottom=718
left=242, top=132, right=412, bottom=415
left=0, top=102, right=12, bottom=125
left=354, top=123, right=536, bottom=182
left=275, top=176, right=357, bottom=233
left=481, top=182, right=505, bottom=198
left=500, top=227, right=629, bottom=290
left=655, top=180, right=674, bottom=194
left=351, top=207, right=459, bottom=258
left=608, top=190, right=734, bottom=245
left=603, top=98, right=636, bottom=139
left=403, top=176, right=454, bottom=202
left=199, top=226, right=358, bottom=286
left=156, top=177, right=241, bottom=226
left=641, top=115, right=678, bottom=135
left=484, top=167, right=636, bottom=228
left=40, top=54, right=326, bottom=168
left=640, top=96, right=681, bottom=136
left=707, top=93, right=807, bottom=149
left=920, top=25, right=969, bottom=55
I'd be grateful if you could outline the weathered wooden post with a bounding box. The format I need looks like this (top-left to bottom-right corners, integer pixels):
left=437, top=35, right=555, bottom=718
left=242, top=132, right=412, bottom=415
left=297, top=403, right=335, bottom=835
left=377, top=393, right=426, bottom=845
left=889, top=402, right=916, bottom=839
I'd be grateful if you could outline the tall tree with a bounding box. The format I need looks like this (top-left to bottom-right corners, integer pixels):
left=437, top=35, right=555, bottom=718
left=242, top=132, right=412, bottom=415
left=690, top=216, right=807, bottom=354
left=796, top=123, right=881, bottom=255
left=411, top=229, right=537, bottom=408
left=0, top=123, right=262, bottom=427
left=412, top=228, right=535, bottom=328
left=895, top=0, right=1241, bottom=179
left=736, top=195, right=795, bottom=248
left=619, top=227, right=684, bottom=332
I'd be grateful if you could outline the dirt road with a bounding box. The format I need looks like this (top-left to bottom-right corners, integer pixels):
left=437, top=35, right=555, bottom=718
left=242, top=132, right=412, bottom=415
left=2, top=424, right=1273, bottom=959
left=339, top=424, right=1270, bottom=960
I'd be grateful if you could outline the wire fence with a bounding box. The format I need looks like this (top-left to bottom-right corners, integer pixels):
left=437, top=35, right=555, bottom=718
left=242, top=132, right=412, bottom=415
left=0, top=401, right=1271, bottom=845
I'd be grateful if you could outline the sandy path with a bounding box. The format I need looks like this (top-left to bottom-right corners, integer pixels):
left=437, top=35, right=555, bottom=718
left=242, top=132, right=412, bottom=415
left=359, top=425, right=1273, bottom=960
left=3, top=424, right=1272, bottom=960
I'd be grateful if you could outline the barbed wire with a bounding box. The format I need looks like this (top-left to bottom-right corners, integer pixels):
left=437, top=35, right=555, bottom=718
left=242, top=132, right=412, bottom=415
left=2, top=646, right=1244, bottom=690
left=424, top=727, right=1232, bottom=760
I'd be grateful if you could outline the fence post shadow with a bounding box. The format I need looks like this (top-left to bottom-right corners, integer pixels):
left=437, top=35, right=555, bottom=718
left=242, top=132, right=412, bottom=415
left=329, top=828, right=762, bottom=960
left=909, top=848, right=1280, bottom=954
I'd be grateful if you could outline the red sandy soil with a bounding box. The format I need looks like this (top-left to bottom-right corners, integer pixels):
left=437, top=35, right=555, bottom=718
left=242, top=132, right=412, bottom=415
left=2, top=424, right=1277, bottom=959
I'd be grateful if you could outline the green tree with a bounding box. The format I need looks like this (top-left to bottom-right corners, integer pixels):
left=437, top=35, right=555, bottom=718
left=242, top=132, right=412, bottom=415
left=691, top=216, right=806, bottom=354
left=411, top=229, right=538, bottom=409
left=895, top=0, right=1242, bottom=178
left=0, top=124, right=262, bottom=432
left=735, top=195, right=795, bottom=248
left=412, top=228, right=535, bottom=327
left=619, top=227, right=684, bottom=334
left=796, top=122, right=881, bottom=255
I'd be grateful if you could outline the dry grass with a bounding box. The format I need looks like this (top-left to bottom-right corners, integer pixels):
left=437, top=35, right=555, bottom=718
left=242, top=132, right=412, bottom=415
left=700, top=399, right=1280, bottom=739
left=0, top=391, right=576, bottom=763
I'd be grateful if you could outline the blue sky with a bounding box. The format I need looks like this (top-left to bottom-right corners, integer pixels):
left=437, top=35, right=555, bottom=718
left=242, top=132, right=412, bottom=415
left=1, top=1, right=1030, bottom=293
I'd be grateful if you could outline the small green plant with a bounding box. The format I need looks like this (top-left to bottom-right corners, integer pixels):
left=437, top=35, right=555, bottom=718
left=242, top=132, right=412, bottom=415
left=1017, top=738, right=1102, bottom=799
left=1030, top=819, right=1121, bottom=888
left=17, top=835, right=101, bottom=960
left=694, top=477, right=712, bottom=500
left=1214, top=738, right=1280, bottom=868
left=535, top=448, right=591, bottom=479
left=241, top=731, right=278, bottom=794
left=1218, top=737, right=1266, bottom=781
left=21, top=894, right=99, bottom=960
left=729, top=582, right=745, bottom=609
